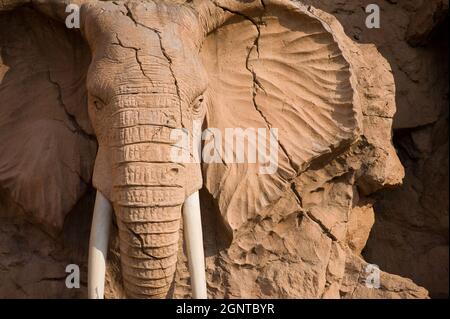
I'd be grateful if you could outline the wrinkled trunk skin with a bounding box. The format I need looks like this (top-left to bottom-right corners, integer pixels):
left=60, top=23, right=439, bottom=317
left=115, top=202, right=182, bottom=298
left=111, top=120, right=185, bottom=298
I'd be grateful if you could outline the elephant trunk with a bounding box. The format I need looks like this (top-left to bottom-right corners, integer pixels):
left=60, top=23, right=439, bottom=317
left=111, top=118, right=186, bottom=298
left=115, top=202, right=182, bottom=298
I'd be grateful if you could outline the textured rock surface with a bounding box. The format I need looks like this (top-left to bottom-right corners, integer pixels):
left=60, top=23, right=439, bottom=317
left=0, top=0, right=446, bottom=299
left=0, top=189, right=93, bottom=298
left=298, top=0, right=449, bottom=299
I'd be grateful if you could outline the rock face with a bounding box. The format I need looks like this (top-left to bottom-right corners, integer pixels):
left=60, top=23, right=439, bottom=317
left=299, top=0, right=449, bottom=299
left=0, top=0, right=447, bottom=299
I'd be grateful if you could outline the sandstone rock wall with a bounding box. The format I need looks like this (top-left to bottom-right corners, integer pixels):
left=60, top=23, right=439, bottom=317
left=300, top=0, right=449, bottom=298
left=0, top=0, right=447, bottom=298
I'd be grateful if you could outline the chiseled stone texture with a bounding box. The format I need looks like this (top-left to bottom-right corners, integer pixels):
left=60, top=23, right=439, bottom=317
left=0, top=0, right=446, bottom=299
left=300, top=0, right=448, bottom=298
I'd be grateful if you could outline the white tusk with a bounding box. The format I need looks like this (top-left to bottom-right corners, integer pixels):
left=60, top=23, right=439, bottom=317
left=88, top=191, right=113, bottom=299
left=183, top=191, right=207, bottom=299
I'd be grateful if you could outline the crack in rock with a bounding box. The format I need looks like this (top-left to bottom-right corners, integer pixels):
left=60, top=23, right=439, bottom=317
left=112, top=33, right=154, bottom=86
left=122, top=222, right=171, bottom=286
left=290, top=183, right=304, bottom=207
left=211, top=1, right=298, bottom=172
left=306, top=211, right=338, bottom=241
left=46, top=70, right=95, bottom=142
left=123, top=3, right=184, bottom=128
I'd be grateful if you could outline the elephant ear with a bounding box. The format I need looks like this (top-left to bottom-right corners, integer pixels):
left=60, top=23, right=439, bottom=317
left=0, top=7, right=96, bottom=234
left=198, top=0, right=361, bottom=232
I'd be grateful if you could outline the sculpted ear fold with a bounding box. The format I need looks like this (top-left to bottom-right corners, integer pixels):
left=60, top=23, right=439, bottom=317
left=0, top=7, right=96, bottom=234
left=196, top=0, right=362, bottom=232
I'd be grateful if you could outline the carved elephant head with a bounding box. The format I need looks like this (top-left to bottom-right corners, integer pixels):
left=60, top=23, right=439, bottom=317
left=0, top=0, right=366, bottom=298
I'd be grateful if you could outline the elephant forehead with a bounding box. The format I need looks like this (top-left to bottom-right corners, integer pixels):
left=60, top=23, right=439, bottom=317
left=86, top=0, right=198, bottom=39
left=84, top=1, right=206, bottom=98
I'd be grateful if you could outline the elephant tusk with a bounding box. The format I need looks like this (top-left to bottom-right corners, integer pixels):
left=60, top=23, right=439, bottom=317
left=183, top=191, right=208, bottom=299
left=88, top=191, right=113, bottom=299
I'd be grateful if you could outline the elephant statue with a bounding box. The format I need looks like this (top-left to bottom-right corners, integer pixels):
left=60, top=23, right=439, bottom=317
left=0, top=0, right=362, bottom=298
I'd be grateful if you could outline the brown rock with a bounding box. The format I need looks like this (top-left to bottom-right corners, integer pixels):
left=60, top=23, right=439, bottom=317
left=0, top=0, right=445, bottom=299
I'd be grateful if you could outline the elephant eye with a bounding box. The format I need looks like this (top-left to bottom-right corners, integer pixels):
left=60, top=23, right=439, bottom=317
left=192, top=95, right=205, bottom=115
left=91, top=96, right=106, bottom=111
left=94, top=100, right=103, bottom=110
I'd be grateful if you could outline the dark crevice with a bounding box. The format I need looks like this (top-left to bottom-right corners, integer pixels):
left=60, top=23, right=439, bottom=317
left=290, top=183, right=303, bottom=207
left=39, top=276, right=68, bottom=282
left=46, top=70, right=96, bottom=142
left=306, top=211, right=338, bottom=241
left=362, top=112, right=394, bottom=119
left=260, top=0, right=267, bottom=10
